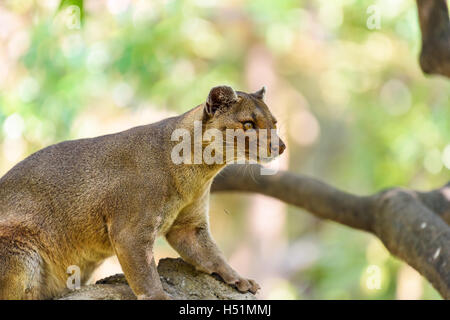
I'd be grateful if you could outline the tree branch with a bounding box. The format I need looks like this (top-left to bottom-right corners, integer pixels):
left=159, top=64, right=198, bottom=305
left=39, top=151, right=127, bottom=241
left=211, top=164, right=450, bottom=299
left=58, top=258, right=256, bottom=300
left=417, top=0, right=450, bottom=77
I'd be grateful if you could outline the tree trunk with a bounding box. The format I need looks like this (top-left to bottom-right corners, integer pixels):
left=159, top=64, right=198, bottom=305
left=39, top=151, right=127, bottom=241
left=58, top=258, right=256, bottom=300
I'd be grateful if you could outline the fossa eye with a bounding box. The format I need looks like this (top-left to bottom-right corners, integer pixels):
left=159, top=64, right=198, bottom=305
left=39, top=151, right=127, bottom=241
left=243, top=121, right=255, bottom=131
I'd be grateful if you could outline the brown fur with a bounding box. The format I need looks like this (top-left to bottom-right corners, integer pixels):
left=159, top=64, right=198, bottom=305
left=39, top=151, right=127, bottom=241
left=0, top=86, right=285, bottom=299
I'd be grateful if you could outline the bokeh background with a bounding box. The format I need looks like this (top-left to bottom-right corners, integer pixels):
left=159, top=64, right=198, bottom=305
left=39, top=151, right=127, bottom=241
left=0, top=0, right=449, bottom=299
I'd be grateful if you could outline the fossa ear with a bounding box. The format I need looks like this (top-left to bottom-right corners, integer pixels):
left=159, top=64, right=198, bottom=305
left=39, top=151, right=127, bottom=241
left=204, top=85, right=239, bottom=118
left=251, top=86, right=266, bottom=101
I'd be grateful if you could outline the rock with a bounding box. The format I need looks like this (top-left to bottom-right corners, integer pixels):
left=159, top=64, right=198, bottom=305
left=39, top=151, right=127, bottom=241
left=58, top=258, right=256, bottom=300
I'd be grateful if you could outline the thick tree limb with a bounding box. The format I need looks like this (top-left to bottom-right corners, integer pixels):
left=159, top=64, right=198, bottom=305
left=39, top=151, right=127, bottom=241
left=58, top=258, right=256, bottom=300
left=211, top=164, right=450, bottom=299
left=417, top=0, right=450, bottom=77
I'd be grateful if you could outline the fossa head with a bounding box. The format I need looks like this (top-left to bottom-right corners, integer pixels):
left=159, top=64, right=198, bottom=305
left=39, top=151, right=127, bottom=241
left=201, top=85, right=286, bottom=163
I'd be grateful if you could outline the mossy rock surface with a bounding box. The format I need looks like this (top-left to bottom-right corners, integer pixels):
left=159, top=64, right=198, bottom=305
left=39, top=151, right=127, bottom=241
left=58, top=258, right=256, bottom=300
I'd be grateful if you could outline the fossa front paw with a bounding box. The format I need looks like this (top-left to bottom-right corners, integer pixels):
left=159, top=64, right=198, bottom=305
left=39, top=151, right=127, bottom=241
left=215, top=268, right=261, bottom=294
left=234, top=277, right=260, bottom=294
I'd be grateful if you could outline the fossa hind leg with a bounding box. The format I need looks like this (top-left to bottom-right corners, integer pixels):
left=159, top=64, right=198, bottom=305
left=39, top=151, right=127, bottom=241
left=0, top=241, right=43, bottom=299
